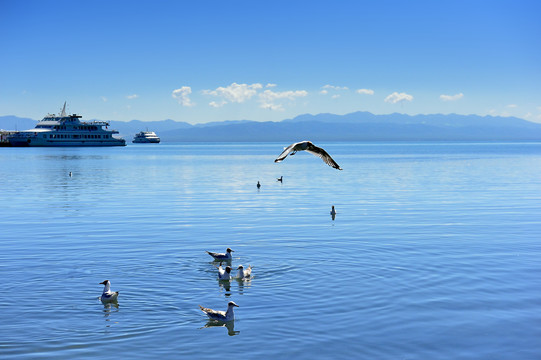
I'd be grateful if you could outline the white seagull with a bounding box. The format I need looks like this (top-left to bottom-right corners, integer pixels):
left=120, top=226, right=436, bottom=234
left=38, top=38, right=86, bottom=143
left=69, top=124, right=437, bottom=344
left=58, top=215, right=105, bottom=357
left=274, top=141, right=342, bottom=170
left=206, top=248, right=234, bottom=261
left=99, top=280, right=119, bottom=303
left=199, top=301, right=239, bottom=321
left=216, top=264, right=232, bottom=280
left=236, top=264, right=252, bottom=279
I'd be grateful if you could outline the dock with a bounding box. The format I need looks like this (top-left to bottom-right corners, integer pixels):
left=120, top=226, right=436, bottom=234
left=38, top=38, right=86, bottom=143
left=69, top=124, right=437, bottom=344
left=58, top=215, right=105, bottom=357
left=0, top=130, right=17, bottom=146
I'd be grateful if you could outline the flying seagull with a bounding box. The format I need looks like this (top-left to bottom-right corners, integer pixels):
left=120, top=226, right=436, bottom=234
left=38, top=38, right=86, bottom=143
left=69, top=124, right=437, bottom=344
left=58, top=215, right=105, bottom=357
left=274, top=141, right=342, bottom=170
left=206, top=248, right=234, bottom=261
left=199, top=301, right=239, bottom=321
left=99, top=280, right=119, bottom=303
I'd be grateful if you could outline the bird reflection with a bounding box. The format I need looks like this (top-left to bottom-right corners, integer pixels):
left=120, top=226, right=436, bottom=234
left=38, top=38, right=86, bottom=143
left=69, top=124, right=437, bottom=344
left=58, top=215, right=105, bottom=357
left=101, top=302, right=119, bottom=326
left=201, top=320, right=239, bottom=336
left=218, top=279, right=231, bottom=294
left=234, top=277, right=251, bottom=294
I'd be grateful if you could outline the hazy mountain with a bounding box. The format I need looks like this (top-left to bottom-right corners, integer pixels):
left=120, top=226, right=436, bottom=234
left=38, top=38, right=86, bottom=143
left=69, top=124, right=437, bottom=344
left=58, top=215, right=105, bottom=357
left=0, top=116, right=38, bottom=131
left=2, top=112, right=541, bottom=142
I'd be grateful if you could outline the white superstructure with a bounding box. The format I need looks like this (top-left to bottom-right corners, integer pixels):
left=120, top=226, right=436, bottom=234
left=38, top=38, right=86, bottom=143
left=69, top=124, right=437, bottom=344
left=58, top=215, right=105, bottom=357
left=8, top=103, right=126, bottom=147
left=132, top=131, right=160, bottom=143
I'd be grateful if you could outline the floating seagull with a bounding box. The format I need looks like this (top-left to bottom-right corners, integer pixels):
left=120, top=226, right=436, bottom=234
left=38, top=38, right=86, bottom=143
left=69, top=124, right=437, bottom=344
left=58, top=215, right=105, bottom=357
left=257, top=181, right=261, bottom=189
left=206, top=248, right=234, bottom=261
left=274, top=141, right=342, bottom=170
left=277, top=176, right=283, bottom=182
left=199, top=301, right=239, bottom=322
left=330, top=205, right=336, bottom=220
left=99, top=280, right=119, bottom=303
left=236, top=264, right=252, bottom=279
left=216, top=264, right=232, bottom=280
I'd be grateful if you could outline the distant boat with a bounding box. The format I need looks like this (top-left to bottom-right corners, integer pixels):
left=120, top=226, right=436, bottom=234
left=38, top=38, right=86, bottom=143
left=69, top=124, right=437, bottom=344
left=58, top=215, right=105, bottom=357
left=8, top=102, right=126, bottom=147
left=132, top=131, right=160, bottom=143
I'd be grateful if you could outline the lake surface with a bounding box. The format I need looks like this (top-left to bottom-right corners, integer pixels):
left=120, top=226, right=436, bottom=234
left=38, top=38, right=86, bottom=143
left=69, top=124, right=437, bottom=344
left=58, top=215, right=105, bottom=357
left=1, top=142, right=540, bottom=359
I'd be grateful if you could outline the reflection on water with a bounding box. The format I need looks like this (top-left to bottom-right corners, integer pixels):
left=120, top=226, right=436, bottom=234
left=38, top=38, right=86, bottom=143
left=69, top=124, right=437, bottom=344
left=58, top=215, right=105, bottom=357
left=218, top=279, right=231, bottom=295
left=102, top=302, right=119, bottom=327
left=1, top=143, right=540, bottom=359
left=201, top=320, right=239, bottom=336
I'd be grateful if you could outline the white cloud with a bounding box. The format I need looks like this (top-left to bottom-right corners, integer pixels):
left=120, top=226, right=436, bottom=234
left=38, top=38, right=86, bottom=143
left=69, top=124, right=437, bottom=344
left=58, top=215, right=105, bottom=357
left=320, top=85, right=349, bottom=98
left=126, top=94, right=139, bottom=100
left=203, top=83, right=263, bottom=105
left=356, top=89, right=374, bottom=95
left=172, top=86, right=194, bottom=107
left=439, top=93, right=464, bottom=101
left=385, top=92, right=414, bottom=104
left=209, top=100, right=226, bottom=108
left=265, top=83, right=277, bottom=88
left=259, top=89, right=308, bottom=111
left=322, top=85, right=349, bottom=90
left=506, top=104, right=517, bottom=108
left=101, top=96, right=108, bottom=102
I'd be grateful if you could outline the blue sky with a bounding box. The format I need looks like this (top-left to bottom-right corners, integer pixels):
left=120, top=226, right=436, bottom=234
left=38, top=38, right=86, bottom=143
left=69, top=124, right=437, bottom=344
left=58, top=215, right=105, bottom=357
left=1, top=0, right=540, bottom=123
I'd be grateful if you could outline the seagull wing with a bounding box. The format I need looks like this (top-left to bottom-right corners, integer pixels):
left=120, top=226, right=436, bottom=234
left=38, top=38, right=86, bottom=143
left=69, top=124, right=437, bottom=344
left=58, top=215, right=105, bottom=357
left=274, top=142, right=298, bottom=163
left=306, top=143, right=343, bottom=170
left=199, top=305, right=226, bottom=320
left=206, top=251, right=224, bottom=259
left=217, top=266, right=225, bottom=276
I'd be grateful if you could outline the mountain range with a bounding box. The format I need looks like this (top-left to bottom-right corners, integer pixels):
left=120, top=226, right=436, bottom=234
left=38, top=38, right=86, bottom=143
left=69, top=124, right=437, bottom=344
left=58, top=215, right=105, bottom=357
left=1, top=111, right=541, bottom=142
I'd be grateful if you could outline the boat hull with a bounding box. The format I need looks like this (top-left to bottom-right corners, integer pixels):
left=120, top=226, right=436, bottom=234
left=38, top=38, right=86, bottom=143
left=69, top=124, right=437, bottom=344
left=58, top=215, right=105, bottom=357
left=132, top=139, right=160, bottom=143
left=9, top=137, right=126, bottom=147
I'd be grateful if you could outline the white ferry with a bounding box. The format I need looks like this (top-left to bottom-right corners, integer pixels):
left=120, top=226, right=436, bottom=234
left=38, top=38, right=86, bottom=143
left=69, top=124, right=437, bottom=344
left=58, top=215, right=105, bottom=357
left=8, top=103, right=126, bottom=147
left=133, top=131, right=160, bottom=143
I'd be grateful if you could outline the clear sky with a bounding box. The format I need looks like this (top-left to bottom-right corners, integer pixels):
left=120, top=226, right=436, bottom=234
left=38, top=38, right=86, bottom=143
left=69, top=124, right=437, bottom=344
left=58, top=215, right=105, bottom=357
left=1, top=0, right=540, bottom=123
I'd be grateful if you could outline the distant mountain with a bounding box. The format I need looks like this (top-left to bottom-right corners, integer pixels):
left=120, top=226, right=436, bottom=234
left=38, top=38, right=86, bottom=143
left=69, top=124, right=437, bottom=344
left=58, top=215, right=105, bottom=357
left=157, top=112, right=541, bottom=142
left=2, top=111, right=541, bottom=142
left=107, top=119, right=192, bottom=138
left=0, top=116, right=37, bottom=131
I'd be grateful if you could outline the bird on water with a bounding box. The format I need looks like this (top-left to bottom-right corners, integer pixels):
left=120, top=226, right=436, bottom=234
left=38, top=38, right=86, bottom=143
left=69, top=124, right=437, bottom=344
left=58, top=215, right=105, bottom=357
left=206, top=248, right=234, bottom=261
left=216, top=264, right=232, bottom=280
left=274, top=141, right=342, bottom=170
left=236, top=264, right=253, bottom=279
left=199, top=301, right=239, bottom=321
left=99, top=280, right=119, bottom=303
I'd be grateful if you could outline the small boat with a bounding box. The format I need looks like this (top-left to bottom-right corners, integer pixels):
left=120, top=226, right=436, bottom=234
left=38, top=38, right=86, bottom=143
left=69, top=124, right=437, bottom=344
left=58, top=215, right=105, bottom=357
left=8, top=102, right=126, bottom=147
left=132, top=131, right=160, bottom=143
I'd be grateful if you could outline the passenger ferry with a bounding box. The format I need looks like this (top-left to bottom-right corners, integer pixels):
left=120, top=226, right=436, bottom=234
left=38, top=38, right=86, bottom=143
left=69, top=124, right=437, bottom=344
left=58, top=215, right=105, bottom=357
left=133, top=130, right=160, bottom=143
left=8, top=103, right=126, bottom=147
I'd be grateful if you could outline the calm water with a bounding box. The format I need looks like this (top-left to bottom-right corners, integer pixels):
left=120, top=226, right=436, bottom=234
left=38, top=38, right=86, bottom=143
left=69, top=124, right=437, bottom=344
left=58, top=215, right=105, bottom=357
left=1, top=142, right=540, bottom=359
